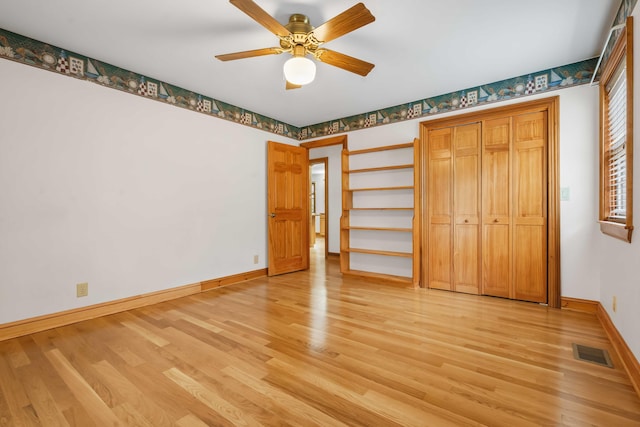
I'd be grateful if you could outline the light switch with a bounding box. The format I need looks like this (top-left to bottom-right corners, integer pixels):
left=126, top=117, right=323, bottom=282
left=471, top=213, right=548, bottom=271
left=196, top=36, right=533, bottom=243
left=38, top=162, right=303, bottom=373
left=560, top=187, right=570, bottom=201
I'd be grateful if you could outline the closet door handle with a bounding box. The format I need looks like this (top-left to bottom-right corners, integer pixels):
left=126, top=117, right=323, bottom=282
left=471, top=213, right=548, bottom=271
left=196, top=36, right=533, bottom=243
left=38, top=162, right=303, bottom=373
left=493, top=219, right=499, bottom=223
left=270, top=213, right=276, bottom=218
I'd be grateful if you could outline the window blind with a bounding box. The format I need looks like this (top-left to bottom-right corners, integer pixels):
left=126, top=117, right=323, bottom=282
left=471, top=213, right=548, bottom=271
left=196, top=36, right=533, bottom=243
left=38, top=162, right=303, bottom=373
left=606, top=62, right=627, bottom=220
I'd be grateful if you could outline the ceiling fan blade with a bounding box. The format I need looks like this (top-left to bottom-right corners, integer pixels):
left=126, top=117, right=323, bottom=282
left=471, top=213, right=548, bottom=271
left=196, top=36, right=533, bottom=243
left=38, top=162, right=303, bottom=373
left=315, top=49, right=375, bottom=76
left=215, top=47, right=283, bottom=61
left=286, top=81, right=302, bottom=90
left=310, top=3, right=375, bottom=44
left=229, top=0, right=291, bottom=38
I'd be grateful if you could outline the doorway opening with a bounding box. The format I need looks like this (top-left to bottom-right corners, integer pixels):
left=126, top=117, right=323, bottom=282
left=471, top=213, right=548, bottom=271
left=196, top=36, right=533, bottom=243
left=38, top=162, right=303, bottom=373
left=302, top=134, right=348, bottom=272
left=310, top=158, right=329, bottom=260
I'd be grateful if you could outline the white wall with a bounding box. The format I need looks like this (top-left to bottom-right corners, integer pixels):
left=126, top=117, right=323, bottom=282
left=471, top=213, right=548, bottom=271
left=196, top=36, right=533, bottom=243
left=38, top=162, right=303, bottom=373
left=557, top=86, right=602, bottom=300
left=0, top=59, right=291, bottom=324
left=597, top=3, right=640, bottom=361
left=309, top=145, right=342, bottom=253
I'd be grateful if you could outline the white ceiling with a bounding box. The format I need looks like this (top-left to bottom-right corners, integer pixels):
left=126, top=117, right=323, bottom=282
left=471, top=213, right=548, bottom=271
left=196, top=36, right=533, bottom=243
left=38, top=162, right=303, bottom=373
left=0, top=0, right=621, bottom=127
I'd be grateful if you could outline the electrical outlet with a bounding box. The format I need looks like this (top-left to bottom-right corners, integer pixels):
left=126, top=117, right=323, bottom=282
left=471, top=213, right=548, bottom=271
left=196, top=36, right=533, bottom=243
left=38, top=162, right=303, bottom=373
left=253, top=255, right=259, bottom=264
left=77, top=282, right=88, bottom=298
left=613, top=296, right=617, bottom=312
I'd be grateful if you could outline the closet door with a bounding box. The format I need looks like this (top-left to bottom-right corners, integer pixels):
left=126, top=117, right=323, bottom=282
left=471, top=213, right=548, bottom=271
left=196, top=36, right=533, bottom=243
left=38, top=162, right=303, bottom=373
left=421, top=97, right=558, bottom=303
left=481, top=113, right=548, bottom=303
left=482, top=117, right=512, bottom=298
left=427, top=128, right=453, bottom=290
left=453, top=123, right=481, bottom=294
left=512, top=112, right=547, bottom=303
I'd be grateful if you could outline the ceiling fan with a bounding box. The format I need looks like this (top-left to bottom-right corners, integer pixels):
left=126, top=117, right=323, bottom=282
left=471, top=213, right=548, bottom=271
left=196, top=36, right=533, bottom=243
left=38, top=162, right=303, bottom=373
left=215, top=0, right=376, bottom=89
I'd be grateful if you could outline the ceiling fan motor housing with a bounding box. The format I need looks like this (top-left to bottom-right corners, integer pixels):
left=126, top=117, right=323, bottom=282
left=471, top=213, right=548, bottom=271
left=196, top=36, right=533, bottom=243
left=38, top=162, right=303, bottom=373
left=286, top=14, right=313, bottom=33
left=280, top=14, right=315, bottom=52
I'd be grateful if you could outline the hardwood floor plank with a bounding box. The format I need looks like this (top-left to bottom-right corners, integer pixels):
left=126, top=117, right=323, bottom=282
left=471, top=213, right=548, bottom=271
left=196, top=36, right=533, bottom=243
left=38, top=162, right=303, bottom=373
left=362, top=388, right=484, bottom=427
left=335, top=352, right=546, bottom=426
left=174, top=356, right=301, bottom=427
left=120, top=319, right=170, bottom=348
left=176, top=413, right=211, bottom=427
left=0, top=251, right=638, bottom=425
left=16, top=369, right=69, bottom=427
left=160, top=325, right=270, bottom=381
left=222, top=365, right=350, bottom=427
left=262, top=361, right=403, bottom=427
left=115, top=360, right=205, bottom=423
left=46, top=327, right=122, bottom=411
left=2, top=339, right=31, bottom=370
left=0, top=382, right=12, bottom=427
left=164, top=367, right=262, bottom=427
left=276, top=351, right=482, bottom=426
left=112, top=402, right=155, bottom=427
left=14, top=335, right=95, bottom=426
left=44, top=349, right=120, bottom=426
left=97, top=316, right=168, bottom=370
left=91, top=359, right=173, bottom=426
left=0, top=345, right=35, bottom=427
left=169, top=311, right=225, bottom=334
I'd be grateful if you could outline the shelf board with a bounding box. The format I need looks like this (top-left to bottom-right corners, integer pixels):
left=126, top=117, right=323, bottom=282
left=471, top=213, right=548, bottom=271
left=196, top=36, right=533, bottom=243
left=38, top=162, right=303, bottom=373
left=344, top=226, right=412, bottom=232
left=348, top=142, right=414, bottom=155
left=348, top=186, right=413, bottom=192
left=345, top=248, right=413, bottom=258
left=348, top=207, right=414, bottom=211
left=342, top=269, right=414, bottom=286
left=349, top=164, right=413, bottom=174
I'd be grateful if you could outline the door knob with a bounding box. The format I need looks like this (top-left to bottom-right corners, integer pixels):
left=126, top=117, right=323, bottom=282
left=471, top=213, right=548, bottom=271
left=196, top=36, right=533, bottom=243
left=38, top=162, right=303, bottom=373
left=270, top=213, right=276, bottom=218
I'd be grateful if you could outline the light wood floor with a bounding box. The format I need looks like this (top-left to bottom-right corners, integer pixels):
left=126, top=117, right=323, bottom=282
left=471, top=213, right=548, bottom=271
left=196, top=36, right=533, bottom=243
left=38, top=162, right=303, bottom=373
left=1, top=240, right=639, bottom=426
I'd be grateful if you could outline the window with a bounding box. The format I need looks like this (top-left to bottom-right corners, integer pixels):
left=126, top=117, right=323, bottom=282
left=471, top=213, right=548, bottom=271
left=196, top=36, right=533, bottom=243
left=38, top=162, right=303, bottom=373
left=600, top=17, right=634, bottom=243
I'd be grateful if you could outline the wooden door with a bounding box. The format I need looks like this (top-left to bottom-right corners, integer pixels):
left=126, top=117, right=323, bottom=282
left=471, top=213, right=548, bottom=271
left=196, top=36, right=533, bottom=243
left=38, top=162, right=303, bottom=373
left=427, top=128, right=453, bottom=290
left=482, top=117, right=512, bottom=298
left=512, top=112, right=547, bottom=303
left=267, top=141, right=309, bottom=276
left=453, top=123, right=481, bottom=294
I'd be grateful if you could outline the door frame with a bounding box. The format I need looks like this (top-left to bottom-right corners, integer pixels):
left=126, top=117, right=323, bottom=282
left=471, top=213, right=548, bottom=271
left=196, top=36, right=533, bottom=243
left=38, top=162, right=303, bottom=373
left=301, top=135, right=348, bottom=262
left=309, top=157, right=329, bottom=258
left=419, top=96, right=560, bottom=308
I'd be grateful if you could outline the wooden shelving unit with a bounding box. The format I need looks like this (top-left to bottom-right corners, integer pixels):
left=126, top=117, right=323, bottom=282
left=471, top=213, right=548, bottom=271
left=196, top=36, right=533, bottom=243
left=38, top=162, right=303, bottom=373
left=340, top=139, right=420, bottom=286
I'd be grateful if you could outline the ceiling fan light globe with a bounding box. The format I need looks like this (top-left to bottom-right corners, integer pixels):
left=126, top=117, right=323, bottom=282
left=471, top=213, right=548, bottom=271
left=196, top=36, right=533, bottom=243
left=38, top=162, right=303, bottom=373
left=283, top=57, right=316, bottom=86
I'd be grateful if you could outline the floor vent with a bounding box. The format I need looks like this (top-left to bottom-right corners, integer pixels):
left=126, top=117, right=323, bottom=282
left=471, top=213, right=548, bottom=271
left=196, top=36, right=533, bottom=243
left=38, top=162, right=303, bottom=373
left=572, top=343, right=614, bottom=368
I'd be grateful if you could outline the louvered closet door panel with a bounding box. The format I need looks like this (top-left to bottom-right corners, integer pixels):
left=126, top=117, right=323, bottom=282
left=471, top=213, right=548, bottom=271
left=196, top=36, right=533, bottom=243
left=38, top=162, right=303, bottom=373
left=428, top=128, right=453, bottom=290
left=512, top=112, right=548, bottom=303
left=482, top=117, right=512, bottom=298
left=453, top=123, right=481, bottom=294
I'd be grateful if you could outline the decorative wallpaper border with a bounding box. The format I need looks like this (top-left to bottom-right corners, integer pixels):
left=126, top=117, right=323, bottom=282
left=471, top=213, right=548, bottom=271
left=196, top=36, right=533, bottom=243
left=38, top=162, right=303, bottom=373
left=299, top=58, right=596, bottom=139
left=0, top=28, right=301, bottom=139
left=1, top=0, right=636, bottom=142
